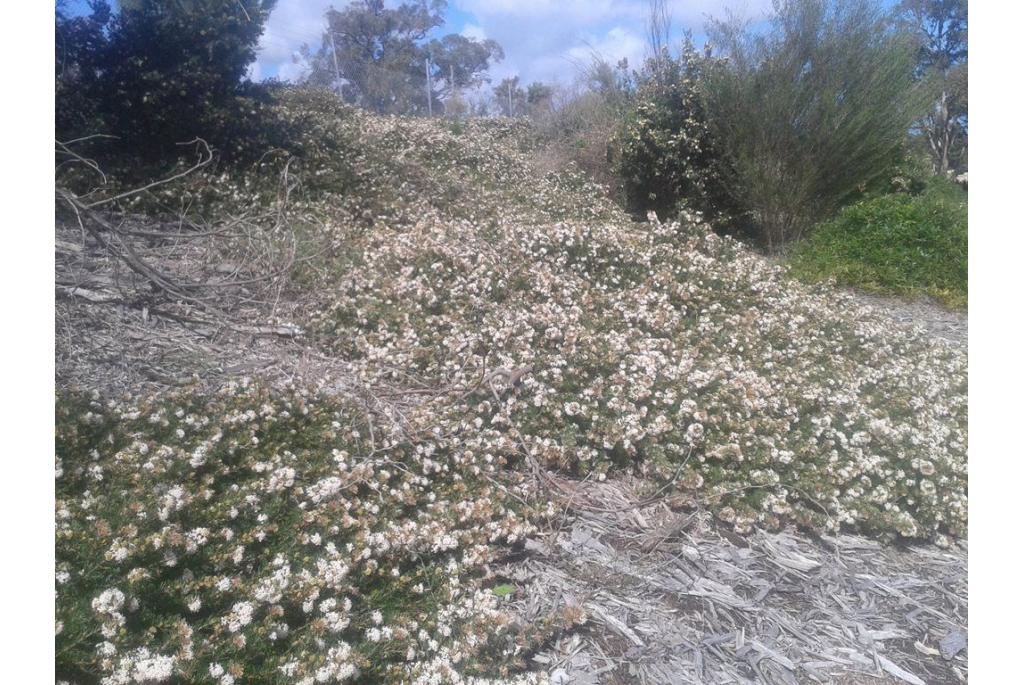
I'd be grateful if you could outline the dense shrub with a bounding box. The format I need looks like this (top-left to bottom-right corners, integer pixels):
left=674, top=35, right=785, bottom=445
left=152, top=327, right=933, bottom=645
left=55, top=1, right=277, bottom=160
left=612, top=45, right=734, bottom=223
left=789, top=178, right=967, bottom=307
left=55, top=385, right=552, bottom=684
left=56, top=95, right=967, bottom=684
left=703, top=0, right=928, bottom=250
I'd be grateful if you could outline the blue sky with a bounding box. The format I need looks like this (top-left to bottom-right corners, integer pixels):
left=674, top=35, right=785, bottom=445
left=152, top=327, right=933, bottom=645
left=255, top=0, right=773, bottom=84
left=62, top=1, right=774, bottom=85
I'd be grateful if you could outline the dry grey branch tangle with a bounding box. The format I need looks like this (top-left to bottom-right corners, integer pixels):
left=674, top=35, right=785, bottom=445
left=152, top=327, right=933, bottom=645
left=504, top=476, right=967, bottom=685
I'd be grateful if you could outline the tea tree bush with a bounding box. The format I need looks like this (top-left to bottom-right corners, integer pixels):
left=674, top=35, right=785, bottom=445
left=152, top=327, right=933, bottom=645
left=56, top=93, right=967, bottom=684
left=613, top=44, right=734, bottom=223
left=56, top=384, right=554, bottom=684
left=56, top=0, right=278, bottom=159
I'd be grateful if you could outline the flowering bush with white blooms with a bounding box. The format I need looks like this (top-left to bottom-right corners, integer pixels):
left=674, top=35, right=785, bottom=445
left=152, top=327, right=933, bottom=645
left=57, top=385, right=562, bottom=683
left=309, top=207, right=967, bottom=542
left=57, top=89, right=966, bottom=682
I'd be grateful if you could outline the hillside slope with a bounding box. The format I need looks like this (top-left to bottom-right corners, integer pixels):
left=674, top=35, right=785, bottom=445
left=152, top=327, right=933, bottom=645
left=56, top=91, right=967, bottom=684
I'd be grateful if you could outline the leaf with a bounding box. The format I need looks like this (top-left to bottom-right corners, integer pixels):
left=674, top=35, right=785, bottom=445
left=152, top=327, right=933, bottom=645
left=492, top=584, right=516, bottom=598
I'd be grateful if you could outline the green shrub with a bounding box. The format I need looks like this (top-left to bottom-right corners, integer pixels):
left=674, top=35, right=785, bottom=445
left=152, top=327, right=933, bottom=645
left=56, top=1, right=277, bottom=160
left=704, top=0, right=928, bottom=250
left=55, top=385, right=552, bottom=683
left=789, top=179, right=967, bottom=307
left=612, top=44, right=734, bottom=223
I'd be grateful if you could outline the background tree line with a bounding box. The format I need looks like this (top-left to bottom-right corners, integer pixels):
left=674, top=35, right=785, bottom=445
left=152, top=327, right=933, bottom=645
left=55, top=0, right=508, bottom=157
left=55, top=0, right=966, bottom=255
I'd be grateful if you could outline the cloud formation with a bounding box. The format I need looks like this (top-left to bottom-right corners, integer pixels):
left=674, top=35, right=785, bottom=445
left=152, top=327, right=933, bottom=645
left=255, top=0, right=331, bottom=80
left=254, top=0, right=771, bottom=84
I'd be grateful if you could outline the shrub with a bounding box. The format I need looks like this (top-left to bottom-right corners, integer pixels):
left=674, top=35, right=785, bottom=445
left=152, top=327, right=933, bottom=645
left=55, top=385, right=550, bottom=683
left=529, top=58, right=634, bottom=196
left=703, top=0, right=928, bottom=250
left=55, top=1, right=277, bottom=160
left=612, top=44, right=734, bottom=223
left=57, top=102, right=968, bottom=684
left=789, top=178, right=967, bottom=307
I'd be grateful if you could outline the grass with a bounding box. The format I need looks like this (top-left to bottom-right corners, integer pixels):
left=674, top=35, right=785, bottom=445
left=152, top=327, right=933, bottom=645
left=788, top=179, right=968, bottom=309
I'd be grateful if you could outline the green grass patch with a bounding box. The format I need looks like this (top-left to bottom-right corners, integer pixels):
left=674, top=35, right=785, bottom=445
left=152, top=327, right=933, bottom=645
left=789, top=180, right=967, bottom=308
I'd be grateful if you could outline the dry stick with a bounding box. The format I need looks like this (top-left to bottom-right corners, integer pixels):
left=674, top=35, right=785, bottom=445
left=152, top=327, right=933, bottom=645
left=56, top=139, right=109, bottom=184
left=58, top=156, right=302, bottom=331
left=81, top=138, right=215, bottom=209
left=546, top=447, right=695, bottom=517
left=60, top=191, right=217, bottom=313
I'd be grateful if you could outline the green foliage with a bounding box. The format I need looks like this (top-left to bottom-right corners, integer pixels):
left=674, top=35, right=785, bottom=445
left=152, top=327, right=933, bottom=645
left=56, top=99, right=968, bottom=682
left=612, top=43, right=733, bottom=222
left=898, top=0, right=968, bottom=173
left=305, top=0, right=503, bottom=116
left=55, top=385, right=547, bottom=683
left=704, top=0, right=929, bottom=250
left=789, top=178, right=967, bottom=307
left=56, top=1, right=277, bottom=159
left=493, top=76, right=527, bottom=117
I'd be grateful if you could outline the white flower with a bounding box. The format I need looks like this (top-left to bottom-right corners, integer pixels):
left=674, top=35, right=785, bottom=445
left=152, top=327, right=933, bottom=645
left=222, top=601, right=255, bottom=633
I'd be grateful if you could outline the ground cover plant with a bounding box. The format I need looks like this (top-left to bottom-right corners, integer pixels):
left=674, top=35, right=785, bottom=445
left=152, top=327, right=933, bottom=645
left=56, top=91, right=967, bottom=684
left=789, top=178, right=967, bottom=308
left=56, top=384, right=558, bottom=684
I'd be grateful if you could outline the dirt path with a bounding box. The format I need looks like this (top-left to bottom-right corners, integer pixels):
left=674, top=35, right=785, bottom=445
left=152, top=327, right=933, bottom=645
left=846, top=292, right=967, bottom=347
left=506, top=477, right=967, bottom=685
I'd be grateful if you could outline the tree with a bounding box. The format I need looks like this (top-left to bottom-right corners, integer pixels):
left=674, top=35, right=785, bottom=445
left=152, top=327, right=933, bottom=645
left=645, top=0, right=672, bottom=78
left=492, top=76, right=526, bottom=117
left=703, top=0, right=928, bottom=249
left=56, top=1, right=112, bottom=136
left=306, top=0, right=502, bottom=115
left=899, top=0, right=968, bottom=174
left=56, top=0, right=277, bottom=157
left=526, top=82, right=554, bottom=116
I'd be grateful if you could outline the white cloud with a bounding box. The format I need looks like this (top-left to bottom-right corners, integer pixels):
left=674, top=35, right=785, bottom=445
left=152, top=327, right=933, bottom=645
left=519, top=24, right=646, bottom=86
left=255, top=0, right=331, bottom=80
left=254, top=0, right=773, bottom=84
left=451, top=0, right=770, bottom=85
left=460, top=23, right=487, bottom=41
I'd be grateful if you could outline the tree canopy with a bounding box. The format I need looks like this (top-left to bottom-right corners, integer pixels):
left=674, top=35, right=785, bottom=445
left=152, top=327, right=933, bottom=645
left=305, top=0, right=503, bottom=115
left=56, top=0, right=277, bottom=157
left=899, top=0, right=968, bottom=173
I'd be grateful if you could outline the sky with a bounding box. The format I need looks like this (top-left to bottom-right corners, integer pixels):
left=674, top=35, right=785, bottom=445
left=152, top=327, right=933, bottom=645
left=59, top=1, right=773, bottom=88
left=252, top=0, right=774, bottom=85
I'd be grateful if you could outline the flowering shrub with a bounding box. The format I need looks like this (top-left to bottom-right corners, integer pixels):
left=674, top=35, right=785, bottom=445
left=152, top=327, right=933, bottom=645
left=56, top=384, right=555, bottom=684
left=310, top=210, right=966, bottom=543
left=57, top=90, right=966, bottom=682
left=612, top=45, right=734, bottom=223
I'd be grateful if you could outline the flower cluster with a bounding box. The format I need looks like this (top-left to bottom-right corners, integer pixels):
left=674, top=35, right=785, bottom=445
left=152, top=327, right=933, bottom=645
left=56, top=384, right=547, bottom=683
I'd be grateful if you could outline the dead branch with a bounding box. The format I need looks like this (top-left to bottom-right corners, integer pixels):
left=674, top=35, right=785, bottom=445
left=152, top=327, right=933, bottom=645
left=81, top=138, right=215, bottom=209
